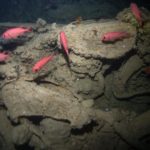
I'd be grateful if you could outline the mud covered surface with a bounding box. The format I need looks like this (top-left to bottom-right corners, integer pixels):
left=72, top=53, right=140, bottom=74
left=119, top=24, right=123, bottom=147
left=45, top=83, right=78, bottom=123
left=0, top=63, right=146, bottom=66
left=0, top=8, right=150, bottom=150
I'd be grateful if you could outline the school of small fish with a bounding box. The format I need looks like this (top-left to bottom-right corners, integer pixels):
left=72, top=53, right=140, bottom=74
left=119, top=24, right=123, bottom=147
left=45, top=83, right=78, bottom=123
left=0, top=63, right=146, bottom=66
left=32, top=53, right=55, bottom=73
left=130, top=3, right=142, bottom=26
left=101, top=31, right=130, bottom=42
left=0, top=2, right=149, bottom=74
left=2, top=27, right=32, bottom=40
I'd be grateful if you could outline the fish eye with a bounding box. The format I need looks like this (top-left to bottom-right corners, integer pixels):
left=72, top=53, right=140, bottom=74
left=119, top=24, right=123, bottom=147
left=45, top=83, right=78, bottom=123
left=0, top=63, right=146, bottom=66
left=34, top=69, right=38, bottom=72
left=32, top=67, right=39, bottom=73
left=101, top=36, right=105, bottom=41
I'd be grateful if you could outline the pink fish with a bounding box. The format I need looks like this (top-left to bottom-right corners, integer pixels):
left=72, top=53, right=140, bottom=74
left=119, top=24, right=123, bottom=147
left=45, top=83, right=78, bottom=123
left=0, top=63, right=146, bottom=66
left=32, top=54, right=55, bottom=73
left=60, top=31, right=69, bottom=57
left=130, top=3, right=142, bottom=26
left=2, top=27, right=32, bottom=40
left=0, top=52, right=9, bottom=62
left=101, top=31, right=130, bottom=42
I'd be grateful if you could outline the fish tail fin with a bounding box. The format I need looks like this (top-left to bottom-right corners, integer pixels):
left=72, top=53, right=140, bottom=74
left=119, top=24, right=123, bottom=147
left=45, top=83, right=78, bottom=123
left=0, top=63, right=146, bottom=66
left=127, top=32, right=132, bottom=37
left=18, top=26, right=32, bottom=32
left=122, top=32, right=131, bottom=38
left=28, top=27, right=32, bottom=32
left=138, top=18, right=143, bottom=27
left=26, top=27, right=32, bottom=32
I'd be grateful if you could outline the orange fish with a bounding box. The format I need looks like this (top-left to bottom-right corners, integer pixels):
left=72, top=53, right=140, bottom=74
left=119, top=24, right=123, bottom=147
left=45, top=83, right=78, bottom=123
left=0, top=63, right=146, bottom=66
left=32, top=54, right=55, bottom=73
left=130, top=3, right=142, bottom=26
left=101, top=31, right=130, bottom=42
left=60, top=31, right=69, bottom=57
left=143, top=67, right=150, bottom=75
left=2, top=27, right=32, bottom=40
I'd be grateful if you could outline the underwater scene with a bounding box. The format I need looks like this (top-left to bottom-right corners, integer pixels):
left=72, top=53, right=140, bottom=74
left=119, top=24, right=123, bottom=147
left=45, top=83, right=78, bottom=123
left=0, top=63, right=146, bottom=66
left=0, top=0, right=150, bottom=150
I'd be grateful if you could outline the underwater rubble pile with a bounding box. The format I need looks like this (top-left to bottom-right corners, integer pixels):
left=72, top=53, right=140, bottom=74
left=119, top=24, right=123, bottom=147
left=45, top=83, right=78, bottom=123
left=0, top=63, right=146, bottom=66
left=0, top=5, right=150, bottom=150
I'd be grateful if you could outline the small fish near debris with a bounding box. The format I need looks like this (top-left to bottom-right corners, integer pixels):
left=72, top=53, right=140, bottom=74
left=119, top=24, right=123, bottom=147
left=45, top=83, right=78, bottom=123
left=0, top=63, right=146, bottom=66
left=32, top=54, right=55, bottom=73
left=1, top=27, right=32, bottom=40
left=74, top=16, right=82, bottom=25
left=59, top=31, right=70, bottom=60
left=0, top=52, right=9, bottom=62
left=101, top=31, right=131, bottom=43
left=130, top=3, right=143, bottom=26
left=143, top=67, right=150, bottom=75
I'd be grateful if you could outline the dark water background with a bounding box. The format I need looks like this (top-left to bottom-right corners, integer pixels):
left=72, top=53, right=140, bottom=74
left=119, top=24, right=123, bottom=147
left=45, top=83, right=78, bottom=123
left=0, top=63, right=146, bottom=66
left=0, top=0, right=149, bottom=23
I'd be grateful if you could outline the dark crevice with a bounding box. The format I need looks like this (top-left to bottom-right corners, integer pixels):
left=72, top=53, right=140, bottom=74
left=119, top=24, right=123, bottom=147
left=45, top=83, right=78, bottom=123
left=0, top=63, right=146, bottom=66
left=15, top=144, right=34, bottom=150
left=71, top=120, right=98, bottom=135
left=27, top=116, right=44, bottom=125
left=103, top=48, right=137, bottom=77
